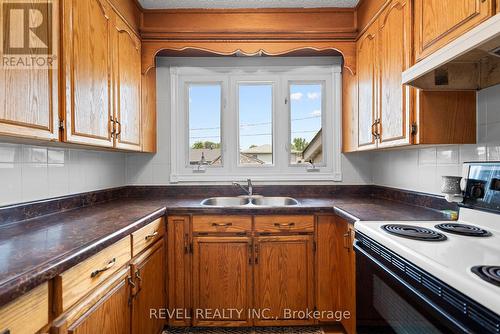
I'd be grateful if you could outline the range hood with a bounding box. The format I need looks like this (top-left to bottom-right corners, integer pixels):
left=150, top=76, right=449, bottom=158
left=403, top=14, right=500, bottom=91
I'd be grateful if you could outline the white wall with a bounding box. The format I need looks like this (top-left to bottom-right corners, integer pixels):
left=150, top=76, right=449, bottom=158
left=125, top=65, right=374, bottom=186
left=372, top=84, right=500, bottom=195
left=0, top=144, right=126, bottom=206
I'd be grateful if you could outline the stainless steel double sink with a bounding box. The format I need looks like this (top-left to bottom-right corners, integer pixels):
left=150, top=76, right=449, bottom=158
left=200, top=196, right=299, bottom=207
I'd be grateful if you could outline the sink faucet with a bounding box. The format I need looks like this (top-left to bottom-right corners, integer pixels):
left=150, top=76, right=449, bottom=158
left=232, top=179, right=253, bottom=196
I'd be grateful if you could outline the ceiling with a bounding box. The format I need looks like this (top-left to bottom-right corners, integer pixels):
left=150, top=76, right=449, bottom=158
left=138, top=0, right=360, bottom=9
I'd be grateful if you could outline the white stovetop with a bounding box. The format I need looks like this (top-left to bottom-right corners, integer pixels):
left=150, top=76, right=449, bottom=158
left=355, top=208, right=500, bottom=315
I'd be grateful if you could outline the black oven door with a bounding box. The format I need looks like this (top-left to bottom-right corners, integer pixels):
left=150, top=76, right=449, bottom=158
left=354, top=234, right=499, bottom=334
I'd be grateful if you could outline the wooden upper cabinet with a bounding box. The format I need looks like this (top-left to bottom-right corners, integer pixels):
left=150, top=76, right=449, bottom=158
left=414, top=0, right=494, bottom=61
left=356, top=24, right=378, bottom=150
left=377, top=0, right=411, bottom=148
left=62, top=0, right=114, bottom=147
left=131, top=240, right=166, bottom=334
left=254, top=235, right=314, bottom=326
left=0, top=1, right=59, bottom=141
left=113, top=13, right=142, bottom=151
left=192, top=236, right=253, bottom=327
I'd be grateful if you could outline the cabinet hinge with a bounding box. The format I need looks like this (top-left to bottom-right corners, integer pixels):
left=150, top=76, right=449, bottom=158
left=313, top=241, right=317, bottom=252
left=411, top=123, right=418, bottom=136
left=189, top=242, right=193, bottom=254
left=58, top=119, right=64, bottom=131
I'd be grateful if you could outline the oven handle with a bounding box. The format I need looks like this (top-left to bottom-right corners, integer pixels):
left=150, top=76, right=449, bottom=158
left=354, top=241, right=473, bottom=334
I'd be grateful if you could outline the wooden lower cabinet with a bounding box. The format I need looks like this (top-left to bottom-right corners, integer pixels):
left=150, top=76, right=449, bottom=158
left=0, top=282, right=49, bottom=334
left=316, top=216, right=356, bottom=334
left=52, top=236, right=167, bottom=334
left=167, top=216, right=192, bottom=326
left=167, top=214, right=355, bottom=329
left=253, top=235, right=314, bottom=326
left=192, top=236, right=253, bottom=327
left=52, top=268, right=131, bottom=334
left=131, top=240, right=166, bottom=334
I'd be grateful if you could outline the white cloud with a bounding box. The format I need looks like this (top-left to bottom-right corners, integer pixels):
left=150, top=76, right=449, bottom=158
left=310, top=109, right=321, bottom=117
left=307, top=92, right=321, bottom=100
left=290, top=92, right=303, bottom=101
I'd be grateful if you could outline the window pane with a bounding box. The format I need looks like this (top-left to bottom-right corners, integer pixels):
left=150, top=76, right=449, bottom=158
left=239, top=84, right=273, bottom=165
left=289, top=83, right=323, bottom=165
left=188, top=84, right=222, bottom=166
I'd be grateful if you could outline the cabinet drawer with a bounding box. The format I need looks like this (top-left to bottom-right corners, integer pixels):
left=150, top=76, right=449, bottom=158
left=132, top=217, right=165, bottom=257
left=0, top=282, right=49, bottom=334
left=255, top=215, right=314, bottom=233
left=193, top=216, right=252, bottom=233
left=58, top=236, right=131, bottom=312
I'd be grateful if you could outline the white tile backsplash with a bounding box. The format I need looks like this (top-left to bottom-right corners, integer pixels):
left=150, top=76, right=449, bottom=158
left=418, top=147, right=436, bottom=165
left=436, top=146, right=459, bottom=165
left=0, top=143, right=127, bottom=206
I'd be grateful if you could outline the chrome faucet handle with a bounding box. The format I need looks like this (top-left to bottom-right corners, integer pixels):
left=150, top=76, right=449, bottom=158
left=247, top=179, right=253, bottom=197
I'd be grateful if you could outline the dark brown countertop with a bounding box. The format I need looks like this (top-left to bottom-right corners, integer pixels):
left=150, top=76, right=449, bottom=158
left=0, top=193, right=450, bottom=307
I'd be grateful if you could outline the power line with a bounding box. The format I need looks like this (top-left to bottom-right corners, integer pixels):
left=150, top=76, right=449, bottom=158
left=190, top=115, right=320, bottom=131
left=190, top=130, right=318, bottom=140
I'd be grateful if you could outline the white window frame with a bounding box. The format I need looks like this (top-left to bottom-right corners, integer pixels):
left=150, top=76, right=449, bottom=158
left=170, top=63, right=342, bottom=182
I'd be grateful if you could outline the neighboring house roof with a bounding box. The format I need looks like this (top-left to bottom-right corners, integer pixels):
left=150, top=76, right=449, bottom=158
left=302, top=129, right=322, bottom=162
left=241, top=144, right=272, bottom=154
left=189, top=148, right=221, bottom=163
left=211, top=153, right=265, bottom=165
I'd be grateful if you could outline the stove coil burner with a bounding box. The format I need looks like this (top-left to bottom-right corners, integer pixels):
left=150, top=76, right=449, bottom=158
left=435, top=223, right=492, bottom=237
left=381, top=224, right=447, bottom=241
left=471, top=266, right=500, bottom=287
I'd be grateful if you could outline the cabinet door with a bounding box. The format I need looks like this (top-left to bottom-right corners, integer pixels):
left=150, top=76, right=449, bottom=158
left=0, top=1, right=59, bottom=141
left=377, top=0, right=412, bottom=148
left=356, top=25, right=378, bottom=150
left=254, top=235, right=314, bottom=326
left=62, top=0, right=114, bottom=147
left=131, top=240, right=166, bottom=334
left=316, top=216, right=356, bottom=333
left=167, top=216, right=191, bottom=326
left=415, top=0, right=494, bottom=61
left=192, top=236, right=253, bottom=327
left=66, top=274, right=130, bottom=334
left=340, top=222, right=356, bottom=334
left=113, top=14, right=141, bottom=151
left=316, top=216, right=342, bottom=323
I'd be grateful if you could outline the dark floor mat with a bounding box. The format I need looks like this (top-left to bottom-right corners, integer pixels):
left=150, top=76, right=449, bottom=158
left=164, top=327, right=325, bottom=334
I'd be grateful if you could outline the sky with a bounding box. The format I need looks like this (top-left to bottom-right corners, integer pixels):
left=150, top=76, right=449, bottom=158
left=188, top=83, right=322, bottom=150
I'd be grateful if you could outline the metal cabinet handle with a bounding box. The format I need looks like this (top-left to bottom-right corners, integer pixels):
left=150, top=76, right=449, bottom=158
left=274, top=222, right=295, bottom=228
left=110, top=115, right=116, bottom=136
left=254, top=244, right=259, bottom=265
left=371, top=119, right=380, bottom=140
left=184, top=234, right=190, bottom=254
left=212, top=222, right=232, bottom=227
left=135, top=270, right=142, bottom=282
left=248, top=243, right=253, bottom=265
left=116, top=119, right=121, bottom=136
left=343, top=230, right=352, bottom=252
left=145, top=231, right=158, bottom=240
left=91, top=258, right=116, bottom=278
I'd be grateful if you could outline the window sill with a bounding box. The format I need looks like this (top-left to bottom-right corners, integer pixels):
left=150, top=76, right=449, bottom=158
left=170, top=172, right=342, bottom=183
